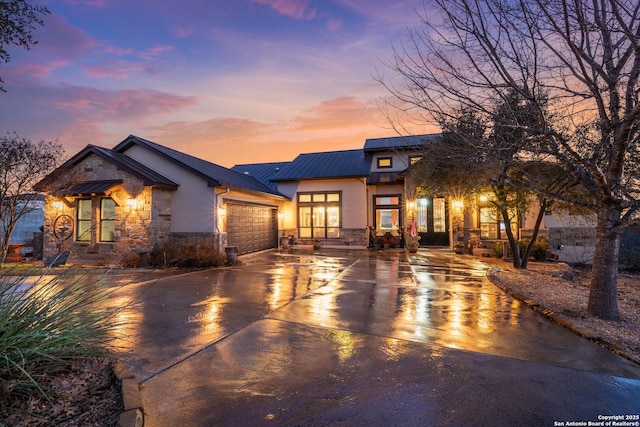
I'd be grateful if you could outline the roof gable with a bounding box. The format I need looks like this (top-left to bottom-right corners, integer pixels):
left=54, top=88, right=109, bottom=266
left=113, top=135, right=285, bottom=197
left=272, top=149, right=370, bottom=182
left=35, top=145, right=179, bottom=191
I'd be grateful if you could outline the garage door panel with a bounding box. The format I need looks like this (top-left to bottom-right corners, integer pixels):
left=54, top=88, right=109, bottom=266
left=227, top=203, right=277, bottom=254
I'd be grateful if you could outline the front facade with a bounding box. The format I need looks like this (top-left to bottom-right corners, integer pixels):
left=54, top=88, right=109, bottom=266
left=37, top=133, right=594, bottom=265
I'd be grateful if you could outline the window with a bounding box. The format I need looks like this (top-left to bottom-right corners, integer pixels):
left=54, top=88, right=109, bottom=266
left=100, top=198, right=116, bottom=242
left=76, top=199, right=92, bottom=241
left=479, top=205, right=518, bottom=239
left=375, top=195, right=401, bottom=235
left=76, top=197, right=117, bottom=243
left=377, top=157, right=392, bottom=168
left=298, top=192, right=341, bottom=239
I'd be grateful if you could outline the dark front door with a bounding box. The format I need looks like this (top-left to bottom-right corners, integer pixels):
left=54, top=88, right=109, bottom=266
left=416, top=196, right=449, bottom=246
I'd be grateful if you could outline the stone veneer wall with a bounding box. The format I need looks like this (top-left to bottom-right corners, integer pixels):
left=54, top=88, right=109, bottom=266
left=42, top=156, right=161, bottom=265
left=281, top=227, right=367, bottom=247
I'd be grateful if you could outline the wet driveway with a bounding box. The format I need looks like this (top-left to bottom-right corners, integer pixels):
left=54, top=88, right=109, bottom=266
left=110, top=248, right=640, bottom=426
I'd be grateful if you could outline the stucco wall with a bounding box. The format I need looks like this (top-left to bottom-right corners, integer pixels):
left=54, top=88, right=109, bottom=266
left=277, top=178, right=367, bottom=246
left=122, top=145, right=216, bottom=233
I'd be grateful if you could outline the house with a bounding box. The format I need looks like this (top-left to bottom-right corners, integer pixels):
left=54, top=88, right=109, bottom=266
left=35, top=135, right=287, bottom=265
left=36, top=133, right=595, bottom=265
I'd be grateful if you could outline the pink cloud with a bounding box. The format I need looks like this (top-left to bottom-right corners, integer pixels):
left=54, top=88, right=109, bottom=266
left=252, top=0, right=316, bottom=20
left=83, top=60, right=150, bottom=78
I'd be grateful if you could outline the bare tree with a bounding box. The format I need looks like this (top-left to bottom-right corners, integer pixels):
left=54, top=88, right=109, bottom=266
left=378, top=0, right=640, bottom=320
left=0, top=0, right=49, bottom=91
left=0, top=133, right=63, bottom=263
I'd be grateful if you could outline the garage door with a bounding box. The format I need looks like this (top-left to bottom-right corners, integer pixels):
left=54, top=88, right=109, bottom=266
left=227, top=203, right=278, bottom=254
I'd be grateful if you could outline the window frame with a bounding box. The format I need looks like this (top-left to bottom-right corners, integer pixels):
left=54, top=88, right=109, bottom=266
left=76, top=198, right=92, bottom=242
left=376, top=157, right=393, bottom=169
left=99, top=197, right=116, bottom=242
left=297, top=191, right=342, bottom=239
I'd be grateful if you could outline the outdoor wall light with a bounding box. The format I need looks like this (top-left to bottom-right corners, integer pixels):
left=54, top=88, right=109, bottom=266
left=126, top=198, right=137, bottom=209
left=217, top=206, right=227, bottom=217
left=452, top=200, right=464, bottom=210
left=278, top=211, right=284, bottom=221
left=52, top=201, right=64, bottom=210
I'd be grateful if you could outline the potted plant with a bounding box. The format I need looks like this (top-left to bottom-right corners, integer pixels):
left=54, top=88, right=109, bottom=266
left=407, top=240, right=420, bottom=253
left=453, top=243, right=466, bottom=254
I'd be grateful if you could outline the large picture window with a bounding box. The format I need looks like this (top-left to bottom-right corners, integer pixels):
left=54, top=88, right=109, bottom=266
left=298, top=192, right=341, bottom=239
left=479, top=205, right=518, bottom=239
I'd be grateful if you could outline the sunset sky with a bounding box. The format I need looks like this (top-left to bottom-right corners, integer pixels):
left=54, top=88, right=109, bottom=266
left=0, top=0, right=437, bottom=167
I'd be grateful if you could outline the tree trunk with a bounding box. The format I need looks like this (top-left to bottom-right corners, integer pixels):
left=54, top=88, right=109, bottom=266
left=521, top=199, right=548, bottom=270
left=587, top=206, right=621, bottom=320
left=500, top=205, right=522, bottom=269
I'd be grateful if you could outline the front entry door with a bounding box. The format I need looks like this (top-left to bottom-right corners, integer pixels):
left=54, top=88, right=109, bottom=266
left=416, top=196, right=449, bottom=246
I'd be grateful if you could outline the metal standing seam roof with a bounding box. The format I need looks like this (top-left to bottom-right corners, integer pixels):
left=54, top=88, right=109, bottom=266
left=63, top=179, right=123, bottom=195
left=113, top=135, right=285, bottom=197
left=363, top=134, right=440, bottom=152
left=271, top=149, right=371, bottom=182
left=231, top=162, right=291, bottom=191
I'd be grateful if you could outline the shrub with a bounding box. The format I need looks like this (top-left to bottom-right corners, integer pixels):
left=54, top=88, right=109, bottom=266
left=519, top=238, right=549, bottom=261
left=493, top=241, right=503, bottom=258
left=149, top=239, right=225, bottom=269
left=0, top=267, right=126, bottom=422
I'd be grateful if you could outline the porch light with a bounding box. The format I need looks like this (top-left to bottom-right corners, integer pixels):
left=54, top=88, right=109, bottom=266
left=479, top=194, right=489, bottom=202
left=52, top=201, right=64, bottom=210
left=126, top=198, right=138, bottom=209
left=452, top=200, right=464, bottom=210
left=218, top=206, right=227, bottom=217
left=407, top=201, right=416, bottom=210
left=278, top=211, right=284, bottom=221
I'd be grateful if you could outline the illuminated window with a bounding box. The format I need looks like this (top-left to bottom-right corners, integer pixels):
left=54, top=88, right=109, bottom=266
left=377, top=157, right=392, bottom=168
left=298, top=192, right=341, bottom=239
left=409, top=155, right=422, bottom=165
left=479, top=205, right=518, bottom=239
left=375, top=195, right=401, bottom=235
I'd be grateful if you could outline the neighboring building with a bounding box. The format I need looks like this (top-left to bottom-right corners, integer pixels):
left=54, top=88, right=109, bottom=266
left=1, top=194, right=45, bottom=259
left=36, top=133, right=596, bottom=265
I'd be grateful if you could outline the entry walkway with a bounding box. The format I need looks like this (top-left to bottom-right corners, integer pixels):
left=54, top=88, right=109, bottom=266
left=112, top=248, right=640, bottom=426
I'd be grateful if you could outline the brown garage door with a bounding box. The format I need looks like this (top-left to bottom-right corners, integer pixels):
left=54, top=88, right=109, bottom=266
left=227, top=203, right=278, bottom=254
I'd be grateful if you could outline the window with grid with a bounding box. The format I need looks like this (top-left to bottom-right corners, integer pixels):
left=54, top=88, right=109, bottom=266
left=298, top=192, right=341, bottom=239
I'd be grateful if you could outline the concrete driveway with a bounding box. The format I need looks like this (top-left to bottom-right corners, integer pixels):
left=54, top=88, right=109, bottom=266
left=110, top=248, right=640, bottom=426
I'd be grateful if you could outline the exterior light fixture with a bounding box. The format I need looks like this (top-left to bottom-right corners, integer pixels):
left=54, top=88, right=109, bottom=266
left=52, top=201, right=64, bottom=210
left=452, top=200, right=464, bottom=210
left=126, top=198, right=137, bottom=209
left=217, top=206, right=227, bottom=217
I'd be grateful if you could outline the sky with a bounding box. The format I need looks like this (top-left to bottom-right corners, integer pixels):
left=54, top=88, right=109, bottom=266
left=0, top=0, right=437, bottom=167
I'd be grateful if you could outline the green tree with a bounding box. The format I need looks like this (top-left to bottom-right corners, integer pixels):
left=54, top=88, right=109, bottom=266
left=0, top=0, right=49, bottom=91
left=379, top=0, right=640, bottom=320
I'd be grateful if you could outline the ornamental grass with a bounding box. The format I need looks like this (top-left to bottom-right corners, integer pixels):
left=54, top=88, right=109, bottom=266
left=0, top=267, right=127, bottom=425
